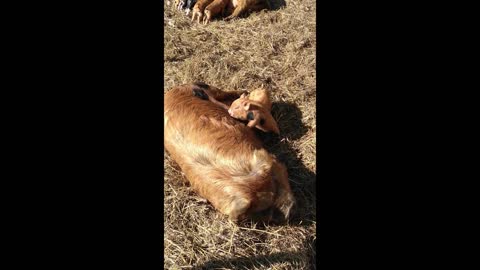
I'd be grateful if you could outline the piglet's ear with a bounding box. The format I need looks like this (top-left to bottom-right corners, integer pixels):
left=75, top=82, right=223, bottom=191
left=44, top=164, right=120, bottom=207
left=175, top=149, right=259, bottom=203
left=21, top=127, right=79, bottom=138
left=243, top=101, right=250, bottom=110
left=240, top=93, right=247, bottom=98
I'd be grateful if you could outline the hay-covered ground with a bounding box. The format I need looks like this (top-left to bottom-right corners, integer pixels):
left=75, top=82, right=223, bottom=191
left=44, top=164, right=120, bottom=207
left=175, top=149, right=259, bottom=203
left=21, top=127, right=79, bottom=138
left=164, top=0, right=316, bottom=269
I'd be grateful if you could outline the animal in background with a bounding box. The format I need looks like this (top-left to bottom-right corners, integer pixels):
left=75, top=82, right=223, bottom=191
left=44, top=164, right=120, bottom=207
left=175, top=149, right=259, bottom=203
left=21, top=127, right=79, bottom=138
left=175, top=0, right=197, bottom=15
left=175, top=0, right=186, bottom=10
left=191, top=0, right=269, bottom=24
left=203, top=0, right=230, bottom=24
left=225, top=0, right=269, bottom=21
left=191, top=0, right=214, bottom=24
left=165, top=83, right=295, bottom=222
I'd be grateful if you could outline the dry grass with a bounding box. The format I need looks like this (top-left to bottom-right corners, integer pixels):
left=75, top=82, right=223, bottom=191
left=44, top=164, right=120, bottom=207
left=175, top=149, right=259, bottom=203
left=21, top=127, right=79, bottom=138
left=164, top=0, right=316, bottom=269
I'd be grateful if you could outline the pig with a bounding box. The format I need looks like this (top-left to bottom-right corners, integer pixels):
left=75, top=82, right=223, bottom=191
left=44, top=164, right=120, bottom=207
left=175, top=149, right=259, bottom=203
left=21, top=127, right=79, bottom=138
left=228, top=96, right=280, bottom=135
left=197, top=87, right=280, bottom=135
left=164, top=83, right=295, bottom=222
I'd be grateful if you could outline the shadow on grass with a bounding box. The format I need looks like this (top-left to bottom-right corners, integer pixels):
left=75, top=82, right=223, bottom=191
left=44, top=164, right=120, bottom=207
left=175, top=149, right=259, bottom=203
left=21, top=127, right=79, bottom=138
left=257, top=101, right=317, bottom=226
left=268, top=0, right=287, bottom=11
left=194, top=234, right=316, bottom=269
left=194, top=252, right=301, bottom=269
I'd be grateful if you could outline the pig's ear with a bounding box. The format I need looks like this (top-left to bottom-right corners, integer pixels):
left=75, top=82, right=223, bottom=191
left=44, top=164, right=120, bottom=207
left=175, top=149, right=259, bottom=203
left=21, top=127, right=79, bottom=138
left=240, top=93, right=247, bottom=98
left=243, top=101, right=250, bottom=110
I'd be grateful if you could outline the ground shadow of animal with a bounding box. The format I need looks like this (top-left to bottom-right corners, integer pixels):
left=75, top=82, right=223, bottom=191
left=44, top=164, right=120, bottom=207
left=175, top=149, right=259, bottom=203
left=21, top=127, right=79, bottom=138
left=267, top=0, right=287, bottom=11
left=193, top=234, right=316, bottom=269
left=256, top=101, right=317, bottom=226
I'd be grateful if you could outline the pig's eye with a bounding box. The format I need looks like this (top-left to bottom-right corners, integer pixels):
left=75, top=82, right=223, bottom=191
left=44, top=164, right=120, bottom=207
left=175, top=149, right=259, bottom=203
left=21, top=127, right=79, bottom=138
left=235, top=106, right=239, bottom=110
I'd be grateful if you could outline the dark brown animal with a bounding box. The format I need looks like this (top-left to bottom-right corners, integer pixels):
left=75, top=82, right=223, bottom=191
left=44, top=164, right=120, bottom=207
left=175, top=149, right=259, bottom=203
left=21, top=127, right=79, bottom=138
left=164, top=83, right=295, bottom=222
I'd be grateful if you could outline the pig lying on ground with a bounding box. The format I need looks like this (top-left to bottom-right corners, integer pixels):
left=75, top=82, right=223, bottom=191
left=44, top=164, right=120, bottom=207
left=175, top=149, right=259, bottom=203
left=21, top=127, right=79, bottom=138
left=164, top=82, right=295, bottom=222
